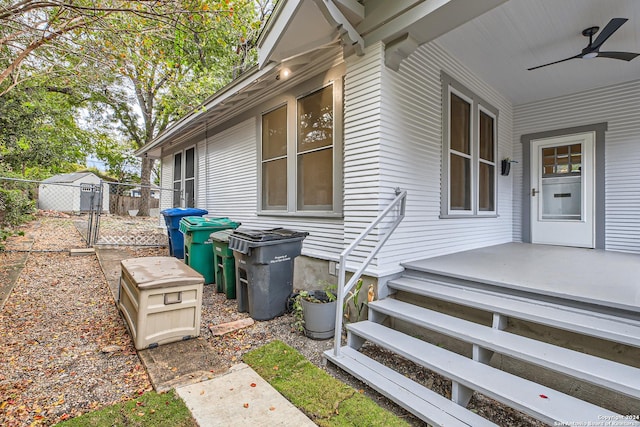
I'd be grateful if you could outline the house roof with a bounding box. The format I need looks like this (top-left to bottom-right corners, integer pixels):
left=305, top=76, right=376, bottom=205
left=137, top=43, right=345, bottom=159
left=135, top=63, right=278, bottom=159
left=140, top=0, right=640, bottom=156
left=42, top=172, right=96, bottom=184
left=256, top=0, right=364, bottom=68
left=137, top=0, right=505, bottom=159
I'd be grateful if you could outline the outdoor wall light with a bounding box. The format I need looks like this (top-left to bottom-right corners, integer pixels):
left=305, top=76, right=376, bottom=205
left=276, top=68, right=291, bottom=80
left=501, top=158, right=518, bottom=176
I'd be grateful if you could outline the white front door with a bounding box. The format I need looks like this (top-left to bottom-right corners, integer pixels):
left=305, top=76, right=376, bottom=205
left=530, top=132, right=595, bottom=248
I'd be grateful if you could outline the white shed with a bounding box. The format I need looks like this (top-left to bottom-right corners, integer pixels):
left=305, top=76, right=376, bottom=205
left=38, top=172, right=109, bottom=213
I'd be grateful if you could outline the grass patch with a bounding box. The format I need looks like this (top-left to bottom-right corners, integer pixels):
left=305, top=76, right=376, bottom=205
left=56, top=390, right=197, bottom=427
left=244, top=340, right=410, bottom=427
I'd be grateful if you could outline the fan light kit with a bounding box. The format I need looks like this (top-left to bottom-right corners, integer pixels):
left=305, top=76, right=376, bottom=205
left=528, top=18, right=640, bottom=70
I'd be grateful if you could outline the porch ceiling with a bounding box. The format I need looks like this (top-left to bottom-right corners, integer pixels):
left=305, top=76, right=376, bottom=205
left=435, top=0, right=640, bottom=105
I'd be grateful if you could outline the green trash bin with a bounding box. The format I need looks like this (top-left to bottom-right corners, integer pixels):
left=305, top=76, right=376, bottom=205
left=179, top=217, right=240, bottom=285
left=210, top=229, right=236, bottom=298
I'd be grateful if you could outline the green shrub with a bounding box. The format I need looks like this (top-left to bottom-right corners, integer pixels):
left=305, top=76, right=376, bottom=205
left=0, top=187, right=34, bottom=226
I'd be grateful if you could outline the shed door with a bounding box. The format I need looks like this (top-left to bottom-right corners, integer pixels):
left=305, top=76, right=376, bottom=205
left=530, top=132, right=595, bottom=248
left=80, top=183, right=99, bottom=211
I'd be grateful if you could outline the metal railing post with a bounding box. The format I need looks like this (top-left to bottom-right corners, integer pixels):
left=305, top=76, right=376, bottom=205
left=332, top=188, right=407, bottom=357
left=86, top=186, right=96, bottom=247
left=93, top=180, right=103, bottom=245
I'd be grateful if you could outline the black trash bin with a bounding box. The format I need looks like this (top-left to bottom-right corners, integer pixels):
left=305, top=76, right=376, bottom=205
left=229, top=228, right=308, bottom=321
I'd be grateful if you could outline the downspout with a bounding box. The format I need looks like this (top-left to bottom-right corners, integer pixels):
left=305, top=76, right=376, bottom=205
left=205, top=122, right=210, bottom=210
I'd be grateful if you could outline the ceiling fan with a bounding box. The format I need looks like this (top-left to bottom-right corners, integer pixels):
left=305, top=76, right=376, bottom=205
left=528, top=18, right=640, bottom=70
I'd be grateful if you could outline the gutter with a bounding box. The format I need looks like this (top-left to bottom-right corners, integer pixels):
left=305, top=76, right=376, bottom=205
left=136, top=61, right=278, bottom=158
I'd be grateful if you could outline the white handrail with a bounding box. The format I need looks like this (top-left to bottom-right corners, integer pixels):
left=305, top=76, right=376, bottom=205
left=333, top=188, right=407, bottom=357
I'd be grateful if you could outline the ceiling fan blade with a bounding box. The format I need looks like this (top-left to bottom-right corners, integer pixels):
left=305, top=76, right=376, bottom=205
left=591, top=18, right=628, bottom=50
left=527, top=54, right=581, bottom=71
left=596, top=51, right=640, bottom=61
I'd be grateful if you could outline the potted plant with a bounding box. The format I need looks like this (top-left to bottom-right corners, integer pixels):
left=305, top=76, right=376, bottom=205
left=292, top=285, right=337, bottom=340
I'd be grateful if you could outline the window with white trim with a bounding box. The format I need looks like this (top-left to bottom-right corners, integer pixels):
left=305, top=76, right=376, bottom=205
left=260, top=80, right=342, bottom=215
left=297, top=85, right=334, bottom=211
left=261, top=105, right=288, bottom=210
left=442, top=73, right=497, bottom=217
left=173, top=146, right=195, bottom=208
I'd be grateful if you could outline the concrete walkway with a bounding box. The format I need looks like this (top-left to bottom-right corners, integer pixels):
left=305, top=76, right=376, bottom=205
left=177, top=363, right=316, bottom=427
left=94, top=247, right=316, bottom=426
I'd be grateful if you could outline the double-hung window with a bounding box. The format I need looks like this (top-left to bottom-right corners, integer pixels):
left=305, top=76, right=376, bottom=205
left=442, top=73, right=497, bottom=217
left=260, top=79, right=341, bottom=215
left=262, top=105, right=288, bottom=210
left=297, top=85, right=334, bottom=211
left=173, top=147, right=195, bottom=208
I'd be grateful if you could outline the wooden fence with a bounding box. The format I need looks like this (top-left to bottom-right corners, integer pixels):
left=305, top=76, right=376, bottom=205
left=109, top=195, right=159, bottom=216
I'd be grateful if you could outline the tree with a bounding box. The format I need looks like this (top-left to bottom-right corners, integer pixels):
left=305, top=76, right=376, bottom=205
left=93, top=135, right=140, bottom=182
left=82, top=0, right=270, bottom=215
left=0, top=80, right=92, bottom=176
left=1, top=0, right=245, bottom=95
left=1, top=0, right=273, bottom=215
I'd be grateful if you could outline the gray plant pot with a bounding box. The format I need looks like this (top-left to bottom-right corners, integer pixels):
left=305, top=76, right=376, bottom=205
left=301, top=290, right=337, bottom=340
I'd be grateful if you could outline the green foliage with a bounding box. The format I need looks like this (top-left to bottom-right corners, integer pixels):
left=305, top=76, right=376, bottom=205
left=0, top=166, right=35, bottom=250
left=93, top=135, right=140, bottom=182
left=343, top=278, right=367, bottom=322
left=0, top=83, right=92, bottom=175
left=82, top=0, right=270, bottom=149
left=56, top=389, right=197, bottom=427
left=0, top=227, right=24, bottom=251
left=1, top=0, right=274, bottom=215
left=0, top=187, right=34, bottom=225
left=0, top=164, right=36, bottom=228
left=244, top=341, right=410, bottom=427
left=323, top=282, right=337, bottom=302
left=292, top=283, right=337, bottom=332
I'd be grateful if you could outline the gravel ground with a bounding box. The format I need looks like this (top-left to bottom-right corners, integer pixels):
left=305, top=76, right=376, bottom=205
left=199, top=286, right=544, bottom=427
left=95, top=214, right=167, bottom=246
left=0, top=215, right=544, bottom=427
left=0, top=216, right=151, bottom=426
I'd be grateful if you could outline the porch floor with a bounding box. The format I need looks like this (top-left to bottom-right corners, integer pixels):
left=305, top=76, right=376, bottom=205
left=403, top=243, right=640, bottom=314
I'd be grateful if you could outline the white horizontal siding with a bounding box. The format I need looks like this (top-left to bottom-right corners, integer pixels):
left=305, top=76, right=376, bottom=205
left=199, top=118, right=344, bottom=259
left=159, top=155, right=173, bottom=212
left=370, top=41, right=514, bottom=272
left=343, top=43, right=386, bottom=270
left=514, top=79, right=640, bottom=253
left=196, top=138, right=207, bottom=208
left=201, top=120, right=257, bottom=221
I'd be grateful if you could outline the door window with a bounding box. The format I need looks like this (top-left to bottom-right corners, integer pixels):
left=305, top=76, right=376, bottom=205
left=173, top=147, right=195, bottom=208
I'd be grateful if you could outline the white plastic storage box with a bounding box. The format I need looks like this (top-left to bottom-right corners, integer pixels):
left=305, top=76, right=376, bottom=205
left=118, top=256, right=204, bottom=350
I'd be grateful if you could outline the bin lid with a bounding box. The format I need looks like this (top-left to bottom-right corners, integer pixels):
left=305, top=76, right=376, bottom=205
left=179, top=216, right=240, bottom=232
left=160, top=207, right=208, bottom=217
left=121, top=257, right=203, bottom=289
left=209, top=229, right=234, bottom=243
left=231, top=227, right=309, bottom=242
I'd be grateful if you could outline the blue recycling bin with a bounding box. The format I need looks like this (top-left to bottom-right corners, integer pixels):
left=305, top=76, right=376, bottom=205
left=160, top=208, right=208, bottom=258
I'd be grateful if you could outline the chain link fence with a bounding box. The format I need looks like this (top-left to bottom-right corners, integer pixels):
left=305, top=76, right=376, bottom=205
left=0, top=175, right=181, bottom=248
left=97, top=181, right=176, bottom=247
